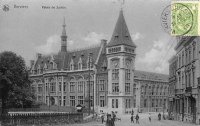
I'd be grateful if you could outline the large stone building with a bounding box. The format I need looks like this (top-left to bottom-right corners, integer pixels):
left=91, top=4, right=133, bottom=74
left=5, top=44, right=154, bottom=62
left=29, top=10, right=169, bottom=115
left=168, top=56, right=177, bottom=118
left=168, top=37, right=200, bottom=124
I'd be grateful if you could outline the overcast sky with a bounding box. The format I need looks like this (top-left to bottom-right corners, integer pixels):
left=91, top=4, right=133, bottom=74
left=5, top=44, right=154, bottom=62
left=0, top=0, right=177, bottom=74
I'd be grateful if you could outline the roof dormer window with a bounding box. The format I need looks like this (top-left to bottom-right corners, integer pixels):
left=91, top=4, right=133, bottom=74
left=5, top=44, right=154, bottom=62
left=78, top=57, right=82, bottom=70
left=70, top=59, right=74, bottom=71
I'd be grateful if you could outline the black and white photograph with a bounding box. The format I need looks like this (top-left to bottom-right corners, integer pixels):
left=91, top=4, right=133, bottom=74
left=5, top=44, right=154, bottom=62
left=0, top=0, right=200, bottom=126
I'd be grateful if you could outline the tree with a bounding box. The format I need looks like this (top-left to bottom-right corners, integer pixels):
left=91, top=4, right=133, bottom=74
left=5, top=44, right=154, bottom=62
left=0, top=51, right=35, bottom=112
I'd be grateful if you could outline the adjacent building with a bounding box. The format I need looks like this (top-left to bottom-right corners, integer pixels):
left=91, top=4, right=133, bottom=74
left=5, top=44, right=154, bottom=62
left=168, top=37, right=200, bottom=124
left=168, top=56, right=177, bottom=119
left=29, top=10, right=169, bottom=115
left=134, top=71, right=168, bottom=113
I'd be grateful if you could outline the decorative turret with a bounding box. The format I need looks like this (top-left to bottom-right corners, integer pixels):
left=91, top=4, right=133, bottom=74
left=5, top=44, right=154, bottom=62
left=61, top=17, right=67, bottom=52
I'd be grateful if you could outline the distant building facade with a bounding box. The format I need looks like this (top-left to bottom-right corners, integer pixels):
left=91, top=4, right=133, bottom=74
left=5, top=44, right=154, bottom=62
left=168, top=56, right=177, bottom=119
left=29, top=10, right=169, bottom=115
left=168, top=37, right=200, bottom=124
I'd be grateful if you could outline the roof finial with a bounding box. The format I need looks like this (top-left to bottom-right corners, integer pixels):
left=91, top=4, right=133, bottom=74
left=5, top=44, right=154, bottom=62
left=63, top=17, right=66, bottom=27
left=120, top=0, right=125, bottom=10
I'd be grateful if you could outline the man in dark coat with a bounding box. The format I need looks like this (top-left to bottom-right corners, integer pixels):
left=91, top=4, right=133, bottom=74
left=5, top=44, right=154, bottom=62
left=135, top=114, right=139, bottom=124
left=106, top=114, right=115, bottom=126
left=158, top=113, right=161, bottom=121
left=131, top=115, right=134, bottom=123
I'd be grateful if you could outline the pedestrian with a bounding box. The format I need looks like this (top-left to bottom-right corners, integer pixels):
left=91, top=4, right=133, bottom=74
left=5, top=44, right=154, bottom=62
left=148, top=113, right=151, bottom=122
left=101, top=114, right=104, bottom=124
left=135, top=114, right=139, bottom=124
left=158, top=113, right=161, bottom=121
left=106, top=114, right=115, bottom=126
left=131, top=115, right=134, bottom=123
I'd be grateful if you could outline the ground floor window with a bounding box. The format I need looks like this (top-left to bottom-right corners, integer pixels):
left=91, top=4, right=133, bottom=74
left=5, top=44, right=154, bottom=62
left=63, top=96, right=66, bottom=106
left=125, top=99, right=131, bottom=108
left=70, top=96, right=76, bottom=106
left=59, top=96, right=62, bottom=106
left=78, top=96, right=84, bottom=105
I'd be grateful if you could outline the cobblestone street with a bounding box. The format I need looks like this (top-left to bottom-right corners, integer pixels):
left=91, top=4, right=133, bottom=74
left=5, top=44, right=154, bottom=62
left=72, top=113, right=197, bottom=126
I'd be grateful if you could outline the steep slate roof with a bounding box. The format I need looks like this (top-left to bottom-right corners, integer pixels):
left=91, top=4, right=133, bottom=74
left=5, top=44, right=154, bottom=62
left=134, top=70, right=169, bottom=82
left=33, top=54, right=58, bottom=70
left=63, top=46, right=101, bottom=70
left=107, top=9, right=136, bottom=47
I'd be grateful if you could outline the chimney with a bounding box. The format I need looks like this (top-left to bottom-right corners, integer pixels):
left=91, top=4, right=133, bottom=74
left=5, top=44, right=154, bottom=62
left=36, top=53, right=42, bottom=59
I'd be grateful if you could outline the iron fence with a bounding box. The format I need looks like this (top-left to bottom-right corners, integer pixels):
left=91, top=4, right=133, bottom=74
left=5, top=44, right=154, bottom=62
left=0, top=112, right=83, bottom=126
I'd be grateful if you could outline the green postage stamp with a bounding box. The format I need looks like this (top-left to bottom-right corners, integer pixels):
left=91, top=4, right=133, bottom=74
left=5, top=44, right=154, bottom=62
left=171, top=1, right=199, bottom=36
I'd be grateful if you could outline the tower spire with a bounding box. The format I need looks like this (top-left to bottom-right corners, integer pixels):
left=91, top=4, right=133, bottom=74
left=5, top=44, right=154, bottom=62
left=62, top=17, right=66, bottom=36
left=61, top=17, right=67, bottom=52
left=107, top=9, right=136, bottom=47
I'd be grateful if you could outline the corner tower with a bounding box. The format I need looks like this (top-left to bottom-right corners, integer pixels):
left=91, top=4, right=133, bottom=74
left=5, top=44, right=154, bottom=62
left=61, top=18, right=67, bottom=52
left=106, top=9, right=136, bottom=115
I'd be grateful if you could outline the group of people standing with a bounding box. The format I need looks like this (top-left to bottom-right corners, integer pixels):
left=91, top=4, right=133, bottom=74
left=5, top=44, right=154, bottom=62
left=131, top=113, right=152, bottom=124
left=101, top=111, right=116, bottom=126
left=130, top=114, right=140, bottom=124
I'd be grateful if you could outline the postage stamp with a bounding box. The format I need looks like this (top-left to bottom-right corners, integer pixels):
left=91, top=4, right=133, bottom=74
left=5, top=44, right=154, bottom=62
left=171, top=1, right=199, bottom=36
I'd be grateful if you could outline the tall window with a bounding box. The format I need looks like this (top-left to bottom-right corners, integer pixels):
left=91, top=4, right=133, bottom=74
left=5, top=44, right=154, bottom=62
left=38, top=84, right=43, bottom=93
left=63, top=82, right=67, bottom=92
left=193, top=70, right=195, bottom=87
left=125, top=69, right=130, bottom=80
left=59, top=96, right=61, bottom=106
left=63, top=96, right=66, bottom=106
left=78, top=62, right=82, bottom=70
left=144, top=99, right=147, bottom=107
left=78, top=82, right=84, bottom=93
left=59, top=82, right=62, bottom=92
left=99, top=80, right=105, bottom=91
left=70, top=96, right=75, bottom=106
left=125, top=83, right=130, bottom=94
left=78, top=96, right=84, bottom=105
left=112, top=69, right=119, bottom=80
left=189, top=72, right=191, bottom=87
left=152, top=99, right=154, bottom=107
left=112, top=99, right=118, bottom=108
left=112, top=83, right=119, bottom=93
left=100, top=96, right=105, bottom=107
left=182, top=51, right=184, bottom=65
left=125, top=99, right=131, bottom=108
left=50, top=82, right=56, bottom=92
left=70, top=82, right=75, bottom=92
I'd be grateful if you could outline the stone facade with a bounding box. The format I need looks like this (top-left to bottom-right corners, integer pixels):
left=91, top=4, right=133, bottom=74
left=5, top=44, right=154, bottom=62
left=134, top=71, right=168, bottom=113
left=29, top=10, right=169, bottom=115
left=168, top=37, right=200, bottom=124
